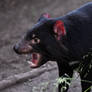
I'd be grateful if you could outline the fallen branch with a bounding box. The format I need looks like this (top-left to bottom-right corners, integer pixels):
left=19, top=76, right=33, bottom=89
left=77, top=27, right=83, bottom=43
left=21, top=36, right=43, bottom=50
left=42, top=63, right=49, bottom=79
left=0, top=66, right=57, bottom=90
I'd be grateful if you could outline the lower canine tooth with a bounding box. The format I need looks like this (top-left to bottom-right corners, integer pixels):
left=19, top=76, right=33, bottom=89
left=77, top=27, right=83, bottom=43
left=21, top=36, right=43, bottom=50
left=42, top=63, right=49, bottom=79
left=27, top=61, right=36, bottom=66
left=27, top=61, right=31, bottom=64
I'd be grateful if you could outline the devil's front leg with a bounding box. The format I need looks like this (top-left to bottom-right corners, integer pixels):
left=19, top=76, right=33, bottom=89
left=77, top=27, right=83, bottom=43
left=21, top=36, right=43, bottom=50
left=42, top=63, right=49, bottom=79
left=80, top=69, right=92, bottom=92
left=57, top=61, right=73, bottom=92
left=80, top=61, right=92, bottom=92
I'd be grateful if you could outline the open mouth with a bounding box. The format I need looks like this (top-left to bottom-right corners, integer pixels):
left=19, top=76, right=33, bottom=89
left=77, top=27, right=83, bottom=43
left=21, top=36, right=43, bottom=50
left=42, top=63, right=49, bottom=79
left=27, top=53, right=42, bottom=68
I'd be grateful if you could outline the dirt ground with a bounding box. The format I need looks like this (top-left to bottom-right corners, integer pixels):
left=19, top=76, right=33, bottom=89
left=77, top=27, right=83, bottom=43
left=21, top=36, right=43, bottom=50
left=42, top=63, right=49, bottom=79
left=0, top=0, right=92, bottom=92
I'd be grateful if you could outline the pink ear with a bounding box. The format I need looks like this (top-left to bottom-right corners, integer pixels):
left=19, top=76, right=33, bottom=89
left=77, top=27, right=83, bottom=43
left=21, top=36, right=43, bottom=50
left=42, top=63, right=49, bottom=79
left=42, top=13, right=50, bottom=18
left=54, top=20, right=66, bottom=40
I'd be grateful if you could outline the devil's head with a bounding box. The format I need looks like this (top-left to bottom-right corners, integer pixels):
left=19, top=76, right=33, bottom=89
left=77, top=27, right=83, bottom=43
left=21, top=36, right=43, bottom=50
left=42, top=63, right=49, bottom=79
left=13, top=13, right=68, bottom=68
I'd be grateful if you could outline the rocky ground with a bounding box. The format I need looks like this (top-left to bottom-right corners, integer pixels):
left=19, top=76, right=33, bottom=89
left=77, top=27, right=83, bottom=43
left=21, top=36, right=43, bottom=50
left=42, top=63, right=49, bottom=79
left=0, top=0, right=92, bottom=92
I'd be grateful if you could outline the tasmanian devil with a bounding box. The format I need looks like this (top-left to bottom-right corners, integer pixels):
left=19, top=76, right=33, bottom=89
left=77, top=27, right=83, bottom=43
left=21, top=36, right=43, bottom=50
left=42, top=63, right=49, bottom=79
left=13, top=2, right=92, bottom=92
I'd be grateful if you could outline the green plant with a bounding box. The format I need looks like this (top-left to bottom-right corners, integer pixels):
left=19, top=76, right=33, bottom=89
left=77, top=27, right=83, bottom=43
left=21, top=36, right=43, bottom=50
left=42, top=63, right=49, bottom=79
left=32, top=75, right=92, bottom=92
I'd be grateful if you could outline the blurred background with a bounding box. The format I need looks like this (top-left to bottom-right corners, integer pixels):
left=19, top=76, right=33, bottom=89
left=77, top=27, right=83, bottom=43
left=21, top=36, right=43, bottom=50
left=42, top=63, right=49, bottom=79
left=0, top=0, right=92, bottom=92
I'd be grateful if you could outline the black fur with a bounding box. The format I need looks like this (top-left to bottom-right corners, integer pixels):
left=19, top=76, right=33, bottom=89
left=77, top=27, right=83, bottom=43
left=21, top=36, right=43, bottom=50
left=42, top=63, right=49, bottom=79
left=14, top=2, right=92, bottom=92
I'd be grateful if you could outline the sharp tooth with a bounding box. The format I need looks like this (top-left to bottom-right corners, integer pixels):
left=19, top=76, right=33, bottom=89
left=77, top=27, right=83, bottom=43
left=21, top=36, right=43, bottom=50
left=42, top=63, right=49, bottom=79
left=27, top=61, right=31, bottom=64
left=27, top=61, right=36, bottom=66
left=30, top=62, right=36, bottom=66
left=30, top=62, right=35, bottom=66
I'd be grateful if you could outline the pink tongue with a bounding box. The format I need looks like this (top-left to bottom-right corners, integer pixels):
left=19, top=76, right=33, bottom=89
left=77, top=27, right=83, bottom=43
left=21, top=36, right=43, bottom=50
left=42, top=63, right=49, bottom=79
left=32, top=53, right=38, bottom=64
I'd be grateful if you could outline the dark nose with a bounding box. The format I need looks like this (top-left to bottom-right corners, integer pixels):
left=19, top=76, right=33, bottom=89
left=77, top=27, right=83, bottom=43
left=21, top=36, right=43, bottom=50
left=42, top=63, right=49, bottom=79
left=13, top=45, right=21, bottom=54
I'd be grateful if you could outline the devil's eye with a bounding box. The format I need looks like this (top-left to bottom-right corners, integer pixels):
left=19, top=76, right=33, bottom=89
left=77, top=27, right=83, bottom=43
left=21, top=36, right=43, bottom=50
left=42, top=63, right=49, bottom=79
left=34, top=38, right=40, bottom=43
left=34, top=38, right=38, bottom=42
left=31, top=37, right=40, bottom=44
